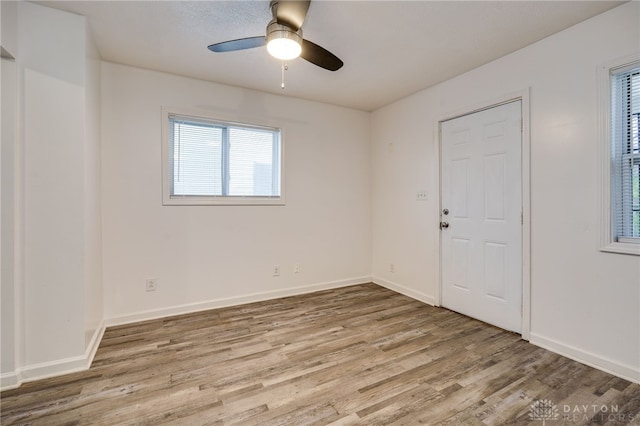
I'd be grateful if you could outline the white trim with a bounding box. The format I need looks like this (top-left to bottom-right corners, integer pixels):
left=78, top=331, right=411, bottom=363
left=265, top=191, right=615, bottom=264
left=433, top=122, right=442, bottom=308
left=530, top=332, right=640, bottom=384
left=372, top=276, right=436, bottom=306
left=598, top=53, right=640, bottom=256
left=0, top=371, right=20, bottom=391
left=435, top=89, right=532, bottom=340
left=1, top=320, right=106, bottom=391
left=162, top=195, right=286, bottom=206
left=85, top=320, right=106, bottom=368
left=520, top=89, right=532, bottom=341
left=20, top=354, right=89, bottom=383
left=160, top=106, right=286, bottom=206
left=601, top=241, right=640, bottom=255
left=106, top=277, right=372, bottom=327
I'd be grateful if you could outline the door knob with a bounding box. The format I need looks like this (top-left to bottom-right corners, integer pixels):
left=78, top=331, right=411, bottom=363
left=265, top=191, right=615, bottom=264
left=440, top=221, right=449, bottom=229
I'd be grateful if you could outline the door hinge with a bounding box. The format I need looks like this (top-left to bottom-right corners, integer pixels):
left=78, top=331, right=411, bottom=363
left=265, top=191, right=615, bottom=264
left=521, top=212, right=523, bottom=225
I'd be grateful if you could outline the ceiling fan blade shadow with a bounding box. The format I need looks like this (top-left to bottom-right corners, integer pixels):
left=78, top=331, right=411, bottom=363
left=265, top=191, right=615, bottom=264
left=208, top=36, right=266, bottom=53
left=301, top=39, right=343, bottom=71
left=272, top=0, right=310, bottom=31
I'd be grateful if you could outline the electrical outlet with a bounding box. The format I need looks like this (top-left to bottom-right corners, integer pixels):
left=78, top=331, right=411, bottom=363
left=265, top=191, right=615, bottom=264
left=145, top=278, right=157, bottom=292
left=273, top=265, right=280, bottom=277
left=390, top=263, right=395, bottom=273
left=294, top=264, right=301, bottom=274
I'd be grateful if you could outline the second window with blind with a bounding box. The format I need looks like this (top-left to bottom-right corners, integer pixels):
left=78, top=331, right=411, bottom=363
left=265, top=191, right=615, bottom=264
left=611, top=63, right=639, bottom=244
left=162, top=110, right=283, bottom=205
left=601, top=57, right=640, bottom=254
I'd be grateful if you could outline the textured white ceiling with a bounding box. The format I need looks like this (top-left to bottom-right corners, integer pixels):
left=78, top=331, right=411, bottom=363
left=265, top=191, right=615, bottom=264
left=40, top=0, right=624, bottom=111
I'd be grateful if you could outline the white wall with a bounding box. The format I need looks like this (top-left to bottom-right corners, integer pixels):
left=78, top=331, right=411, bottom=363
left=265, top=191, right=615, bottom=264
left=371, top=2, right=640, bottom=382
left=1, top=56, right=17, bottom=382
left=1, top=1, right=17, bottom=57
left=101, top=63, right=371, bottom=323
left=21, top=0, right=86, bottom=367
left=1, top=0, right=18, bottom=382
left=1, top=2, right=103, bottom=389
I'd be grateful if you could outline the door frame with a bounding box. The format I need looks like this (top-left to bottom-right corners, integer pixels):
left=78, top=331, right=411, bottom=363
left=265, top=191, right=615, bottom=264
left=433, top=89, right=531, bottom=340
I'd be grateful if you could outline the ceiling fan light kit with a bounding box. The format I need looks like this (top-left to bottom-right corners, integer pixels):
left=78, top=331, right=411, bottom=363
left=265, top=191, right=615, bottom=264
left=266, top=20, right=302, bottom=61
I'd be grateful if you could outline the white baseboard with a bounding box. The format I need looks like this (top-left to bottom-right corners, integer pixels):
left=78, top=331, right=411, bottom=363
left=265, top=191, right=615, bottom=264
left=0, top=371, right=21, bottom=391
left=19, top=354, right=89, bottom=383
left=372, top=276, right=436, bottom=306
left=530, top=332, right=640, bottom=384
left=106, top=276, right=373, bottom=327
left=0, top=320, right=106, bottom=392
left=86, top=319, right=106, bottom=368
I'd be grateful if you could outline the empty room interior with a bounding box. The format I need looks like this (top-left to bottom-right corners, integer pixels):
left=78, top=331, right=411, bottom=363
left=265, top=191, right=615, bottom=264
left=1, top=0, right=640, bottom=424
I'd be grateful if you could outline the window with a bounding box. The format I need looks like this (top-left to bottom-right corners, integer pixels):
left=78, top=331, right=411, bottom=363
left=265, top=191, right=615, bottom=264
left=612, top=66, right=640, bottom=242
left=600, top=57, right=640, bottom=254
left=162, top=111, right=283, bottom=205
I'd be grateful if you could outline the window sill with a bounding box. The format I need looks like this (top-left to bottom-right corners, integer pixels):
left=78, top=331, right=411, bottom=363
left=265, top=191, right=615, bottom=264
left=163, top=195, right=285, bottom=206
left=600, top=241, right=640, bottom=256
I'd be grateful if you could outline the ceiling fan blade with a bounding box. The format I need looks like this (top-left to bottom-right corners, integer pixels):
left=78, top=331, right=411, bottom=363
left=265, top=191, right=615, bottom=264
left=301, top=39, right=343, bottom=71
left=272, top=0, right=310, bottom=31
left=208, top=36, right=266, bottom=53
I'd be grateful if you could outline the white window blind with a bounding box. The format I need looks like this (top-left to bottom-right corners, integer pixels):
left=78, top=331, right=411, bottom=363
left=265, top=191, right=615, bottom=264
left=165, top=113, right=282, bottom=204
left=611, top=64, right=640, bottom=242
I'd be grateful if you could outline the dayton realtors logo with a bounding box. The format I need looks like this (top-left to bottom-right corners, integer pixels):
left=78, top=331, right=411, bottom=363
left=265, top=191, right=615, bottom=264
left=529, top=399, right=638, bottom=424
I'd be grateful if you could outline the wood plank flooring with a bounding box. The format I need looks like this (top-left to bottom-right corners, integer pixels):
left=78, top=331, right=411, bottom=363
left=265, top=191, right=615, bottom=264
left=2, top=283, right=639, bottom=425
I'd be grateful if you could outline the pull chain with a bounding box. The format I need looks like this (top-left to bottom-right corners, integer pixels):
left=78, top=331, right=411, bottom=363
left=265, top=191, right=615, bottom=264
left=281, top=62, right=288, bottom=89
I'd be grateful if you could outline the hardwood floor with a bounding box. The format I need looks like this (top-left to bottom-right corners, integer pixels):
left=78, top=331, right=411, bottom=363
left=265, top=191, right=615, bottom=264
left=2, top=283, right=639, bottom=425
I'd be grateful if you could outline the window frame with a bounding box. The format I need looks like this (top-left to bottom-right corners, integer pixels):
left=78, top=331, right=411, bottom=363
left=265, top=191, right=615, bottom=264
left=161, top=107, right=285, bottom=206
left=599, top=55, right=640, bottom=255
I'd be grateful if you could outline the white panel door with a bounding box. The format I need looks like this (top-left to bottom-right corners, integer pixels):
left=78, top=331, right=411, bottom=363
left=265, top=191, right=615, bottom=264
left=441, top=100, right=522, bottom=333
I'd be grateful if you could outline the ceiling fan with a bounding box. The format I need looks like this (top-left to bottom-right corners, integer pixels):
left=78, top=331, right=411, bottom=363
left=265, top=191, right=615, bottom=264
left=207, top=0, right=343, bottom=72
